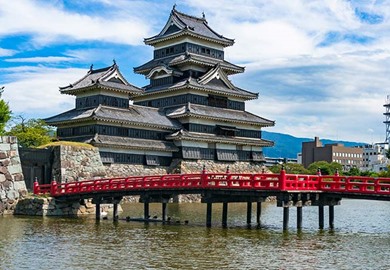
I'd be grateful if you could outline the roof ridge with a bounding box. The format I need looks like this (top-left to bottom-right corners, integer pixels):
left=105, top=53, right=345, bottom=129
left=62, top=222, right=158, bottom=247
left=59, top=63, right=115, bottom=90
left=90, top=63, right=115, bottom=74
left=172, top=8, right=207, bottom=23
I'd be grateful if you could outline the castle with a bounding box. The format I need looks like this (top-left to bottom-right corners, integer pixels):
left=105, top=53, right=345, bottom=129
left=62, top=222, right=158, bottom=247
left=45, top=7, right=274, bottom=173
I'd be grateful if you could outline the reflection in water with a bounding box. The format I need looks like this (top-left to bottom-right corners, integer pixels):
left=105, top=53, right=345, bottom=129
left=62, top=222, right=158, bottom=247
left=0, top=200, right=390, bottom=269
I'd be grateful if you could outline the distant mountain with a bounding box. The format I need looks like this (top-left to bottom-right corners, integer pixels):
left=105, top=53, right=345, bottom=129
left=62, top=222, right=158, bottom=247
left=262, top=131, right=366, bottom=158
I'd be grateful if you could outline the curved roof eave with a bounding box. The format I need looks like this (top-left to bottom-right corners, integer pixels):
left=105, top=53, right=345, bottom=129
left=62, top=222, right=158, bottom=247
left=142, top=85, right=258, bottom=100
left=145, top=30, right=234, bottom=47
left=59, top=83, right=143, bottom=96
left=168, top=113, right=275, bottom=127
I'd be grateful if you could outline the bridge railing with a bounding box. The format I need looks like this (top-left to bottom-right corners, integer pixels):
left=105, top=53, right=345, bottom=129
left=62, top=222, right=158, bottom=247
left=32, top=170, right=390, bottom=197
left=319, top=175, right=390, bottom=195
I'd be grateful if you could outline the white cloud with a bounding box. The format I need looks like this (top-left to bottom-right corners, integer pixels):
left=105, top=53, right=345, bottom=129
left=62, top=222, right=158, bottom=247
left=2, top=0, right=390, bottom=144
left=180, top=0, right=390, bottom=142
left=0, top=48, right=17, bottom=57
left=0, top=0, right=154, bottom=46
left=2, top=67, right=84, bottom=118
left=5, top=56, right=77, bottom=63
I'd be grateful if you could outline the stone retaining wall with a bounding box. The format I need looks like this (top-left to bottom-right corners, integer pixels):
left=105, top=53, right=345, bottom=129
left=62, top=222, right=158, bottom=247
left=52, top=145, right=106, bottom=183
left=179, top=160, right=269, bottom=174
left=0, top=136, right=27, bottom=214
left=15, top=197, right=121, bottom=216
left=104, top=164, right=168, bottom=177
left=43, top=145, right=271, bottom=205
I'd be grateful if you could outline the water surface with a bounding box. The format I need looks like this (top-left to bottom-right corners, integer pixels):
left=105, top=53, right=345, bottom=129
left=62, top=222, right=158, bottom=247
left=1, top=200, right=390, bottom=269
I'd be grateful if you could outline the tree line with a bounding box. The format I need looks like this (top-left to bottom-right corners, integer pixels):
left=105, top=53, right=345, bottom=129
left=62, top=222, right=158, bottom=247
left=0, top=92, right=53, bottom=148
left=269, top=161, right=390, bottom=177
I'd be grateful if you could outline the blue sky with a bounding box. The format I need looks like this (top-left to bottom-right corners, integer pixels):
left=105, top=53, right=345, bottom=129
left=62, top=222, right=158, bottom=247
left=1, top=0, right=390, bottom=143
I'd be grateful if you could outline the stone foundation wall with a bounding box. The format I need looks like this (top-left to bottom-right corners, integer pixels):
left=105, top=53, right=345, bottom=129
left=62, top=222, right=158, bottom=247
left=52, top=145, right=106, bottom=183
left=15, top=197, right=121, bottom=216
left=179, top=160, right=269, bottom=174
left=104, top=164, right=168, bottom=177
left=50, top=145, right=269, bottom=182
left=0, top=136, right=27, bottom=214
left=44, top=146, right=271, bottom=205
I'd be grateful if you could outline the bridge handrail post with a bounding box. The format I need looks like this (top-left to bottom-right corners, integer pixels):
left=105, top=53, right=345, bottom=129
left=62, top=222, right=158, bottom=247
left=201, top=164, right=207, bottom=188
left=279, top=166, right=287, bottom=191
left=33, top=177, right=39, bottom=195
left=50, top=179, right=58, bottom=196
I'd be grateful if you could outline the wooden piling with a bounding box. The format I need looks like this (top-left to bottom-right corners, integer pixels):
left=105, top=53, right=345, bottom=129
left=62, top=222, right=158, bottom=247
left=319, top=205, right=324, bottom=229
left=283, top=207, right=289, bottom=231
left=95, top=203, right=101, bottom=221
left=256, top=202, right=262, bottom=224
left=246, top=202, right=252, bottom=225
left=297, top=206, right=302, bottom=230
left=113, top=203, right=119, bottom=221
left=162, top=202, right=167, bottom=222
left=222, top=202, right=228, bottom=228
left=329, top=205, right=334, bottom=229
left=144, top=202, right=150, bottom=221
left=206, top=203, right=212, bottom=227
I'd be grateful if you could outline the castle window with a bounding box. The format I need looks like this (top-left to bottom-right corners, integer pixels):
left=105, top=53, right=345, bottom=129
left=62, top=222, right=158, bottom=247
left=208, top=95, right=228, bottom=108
left=217, top=125, right=237, bottom=137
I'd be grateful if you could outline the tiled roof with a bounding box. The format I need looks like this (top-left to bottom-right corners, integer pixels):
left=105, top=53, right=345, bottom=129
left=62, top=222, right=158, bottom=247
left=90, top=134, right=178, bottom=152
left=166, top=129, right=274, bottom=147
left=165, top=103, right=275, bottom=127
left=144, top=8, right=234, bottom=47
left=44, top=105, right=181, bottom=130
left=134, top=53, right=243, bottom=75
left=60, top=63, right=143, bottom=96
left=44, top=107, right=97, bottom=123
left=143, top=77, right=258, bottom=100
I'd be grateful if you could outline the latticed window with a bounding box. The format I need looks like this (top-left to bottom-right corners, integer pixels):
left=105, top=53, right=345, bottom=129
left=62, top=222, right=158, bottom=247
left=208, top=95, right=228, bottom=108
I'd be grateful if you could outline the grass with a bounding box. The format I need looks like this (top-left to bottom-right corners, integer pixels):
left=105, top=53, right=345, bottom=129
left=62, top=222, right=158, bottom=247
left=38, top=141, right=96, bottom=149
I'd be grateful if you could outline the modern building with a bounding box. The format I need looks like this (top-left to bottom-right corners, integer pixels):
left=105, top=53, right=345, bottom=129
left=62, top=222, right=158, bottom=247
left=359, top=143, right=389, bottom=172
left=44, top=7, right=274, bottom=169
left=302, top=137, right=363, bottom=170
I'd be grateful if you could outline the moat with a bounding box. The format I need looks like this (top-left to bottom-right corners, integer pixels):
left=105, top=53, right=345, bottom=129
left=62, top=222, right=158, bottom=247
left=1, top=200, right=390, bottom=270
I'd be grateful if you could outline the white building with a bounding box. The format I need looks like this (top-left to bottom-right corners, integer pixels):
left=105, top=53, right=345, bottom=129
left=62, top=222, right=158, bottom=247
left=360, top=143, right=389, bottom=172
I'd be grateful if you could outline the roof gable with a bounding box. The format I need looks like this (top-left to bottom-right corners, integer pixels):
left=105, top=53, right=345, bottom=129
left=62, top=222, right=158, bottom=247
left=198, top=65, right=235, bottom=89
left=145, top=7, right=234, bottom=47
left=59, top=63, right=143, bottom=96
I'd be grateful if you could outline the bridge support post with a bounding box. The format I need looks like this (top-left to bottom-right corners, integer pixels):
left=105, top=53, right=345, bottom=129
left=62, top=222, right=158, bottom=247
left=162, top=203, right=167, bottom=222
left=222, top=202, right=228, bottom=228
left=319, top=205, right=324, bottom=229
left=246, top=202, right=252, bottom=225
left=256, top=202, right=262, bottom=225
left=95, top=203, right=101, bottom=221
left=283, top=207, right=289, bottom=231
left=113, top=203, right=119, bottom=222
left=297, top=206, right=302, bottom=230
left=206, top=203, right=212, bottom=228
left=144, top=202, right=150, bottom=222
left=329, top=205, right=334, bottom=229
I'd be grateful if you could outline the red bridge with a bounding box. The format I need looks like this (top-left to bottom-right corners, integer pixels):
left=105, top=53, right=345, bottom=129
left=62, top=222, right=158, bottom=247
left=33, top=169, right=390, bottom=230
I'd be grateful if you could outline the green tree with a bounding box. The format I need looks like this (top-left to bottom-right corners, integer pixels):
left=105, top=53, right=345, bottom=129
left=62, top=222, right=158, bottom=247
left=269, top=162, right=310, bottom=174
left=378, top=165, right=390, bottom=177
left=6, top=117, right=54, bottom=148
left=344, top=166, right=361, bottom=176
left=307, top=161, right=343, bottom=175
left=0, top=95, right=12, bottom=134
